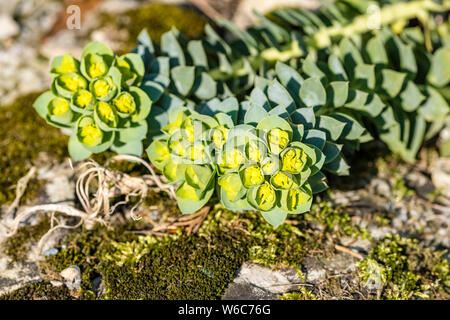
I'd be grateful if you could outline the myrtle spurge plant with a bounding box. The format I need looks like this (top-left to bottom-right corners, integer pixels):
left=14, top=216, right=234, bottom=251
left=217, top=0, right=450, bottom=162
left=33, top=41, right=151, bottom=160
left=147, top=93, right=343, bottom=226
left=32, top=0, right=449, bottom=227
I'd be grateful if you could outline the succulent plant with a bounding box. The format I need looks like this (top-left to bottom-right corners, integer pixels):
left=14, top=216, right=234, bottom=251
left=33, top=41, right=151, bottom=161
left=139, top=0, right=448, bottom=226
left=32, top=0, right=449, bottom=228
left=145, top=58, right=376, bottom=225
left=133, top=0, right=449, bottom=164
left=146, top=107, right=230, bottom=214
left=258, top=1, right=450, bottom=162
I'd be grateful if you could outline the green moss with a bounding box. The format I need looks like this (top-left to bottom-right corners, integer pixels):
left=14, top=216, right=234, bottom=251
left=40, top=222, right=141, bottom=299
left=278, top=287, right=318, bottom=300
left=26, top=200, right=330, bottom=299
left=3, top=218, right=51, bottom=261
left=358, top=235, right=450, bottom=299
left=2, top=198, right=374, bottom=300
left=0, top=92, right=68, bottom=206
left=305, top=200, right=369, bottom=239
left=102, top=231, right=248, bottom=299
left=0, top=281, right=73, bottom=300
left=391, top=176, right=415, bottom=201
left=99, top=3, right=207, bottom=53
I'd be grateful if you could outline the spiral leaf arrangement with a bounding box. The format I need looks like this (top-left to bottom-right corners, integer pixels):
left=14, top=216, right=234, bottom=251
left=33, top=42, right=151, bottom=161
left=33, top=0, right=450, bottom=226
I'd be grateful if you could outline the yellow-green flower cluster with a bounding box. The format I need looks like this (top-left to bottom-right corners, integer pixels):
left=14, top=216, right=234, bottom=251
left=33, top=41, right=150, bottom=161
left=217, top=116, right=318, bottom=226
left=147, top=108, right=233, bottom=214
left=148, top=113, right=323, bottom=226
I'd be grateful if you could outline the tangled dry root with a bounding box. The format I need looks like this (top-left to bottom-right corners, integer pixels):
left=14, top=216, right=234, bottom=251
left=5, top=155, right=177, bottom=253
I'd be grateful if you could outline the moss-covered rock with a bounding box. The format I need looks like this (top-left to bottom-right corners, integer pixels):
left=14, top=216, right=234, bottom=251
left=3, top=195, right=369, bottom=300
left=99, top=3, right=207, bottom=54
left=0, top=281, right=73, bottom=300
left=0, top=92, right=68, bottom=206
left=3, top=218, right=51, bottom=262
left=358, top=235, right=450, bottom=300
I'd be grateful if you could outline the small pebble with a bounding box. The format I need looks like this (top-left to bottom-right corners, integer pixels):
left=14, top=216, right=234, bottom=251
left=60, top=265, right=81, bottom=291
left=43, top=248, right=59, bottom=256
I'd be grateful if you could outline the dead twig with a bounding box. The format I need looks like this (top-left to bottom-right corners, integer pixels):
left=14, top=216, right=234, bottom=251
left=134, top=205, right=212, bottom=236
left=5, top=155, right=176, bottom=253
left=5, top=166, right=36, bottom=216
left=334, top=244, right=364, bottom=260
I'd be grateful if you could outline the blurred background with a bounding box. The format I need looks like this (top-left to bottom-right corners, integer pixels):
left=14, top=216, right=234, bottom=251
left=0, top=0, right=317, bottom=105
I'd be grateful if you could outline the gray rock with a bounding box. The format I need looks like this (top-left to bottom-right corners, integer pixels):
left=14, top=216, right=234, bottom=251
left=222, top=282, right=277, bottom=300
left=43, top=248, right=59, bottom=256
left=0, top=15, right=19, bottom=41
left=301, top=256, right=326, bottom=283
left=60, top=265, right=81, bottom=291
left=0, top=258, right=41, bottom=296
left=432, top=158, right=450, bottom=198
left=371, top=178, right=391, bottom=197
left=221, top=262, right=302, bottom=299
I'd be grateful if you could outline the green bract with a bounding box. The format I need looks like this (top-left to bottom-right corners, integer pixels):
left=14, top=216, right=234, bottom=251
left=147, top=106, right=330, bottom=226
left=147, top=108, right=229, bottom=214
left=34, top=41, right=151, bottom=161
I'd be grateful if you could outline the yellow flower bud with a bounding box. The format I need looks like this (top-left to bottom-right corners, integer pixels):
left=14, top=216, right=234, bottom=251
left=261, top=158, right=278, bottom=175
left=281, top=147, right=307, bottom=174
left=153, top=140, right=170, bottom=163
left=242, top=165, right=264, bottom=187
left=286, top=188, right=310, bottom=211
left=256, top=182, right=276, bottom=211
left=74, top=89, right=93, bottom=109
left=58, top=73, right=87, bottom=93
left=219, top=149, right=244, bottom=170
left=49, top=97, right=70, bottom=115
left=181, top=118, right=195, bottom=143
left=246, top=141, right=263, bottom=162
left=93, top=77, right=115, bottom=99
left=87, top=53, right=108, bottom=79
left=113, top=92, right=136, bottom=115
left=116, top=56, right=136, bottom=84
left=218, top=173, right=242, bottom=202
left=78, top=117, right=103, bottom=147
left=163, top=111, right=186, bottom=135
left=96, top=101, right=116, bottom=126
left=271, top=172, right=297, bottom=189
left=169, top=139, right=186, bottom=157
left=55, top=54, right=78, bottom=74
left=212, top=126, right=229, bottom=148
left=267, top=128, right=290, bottom=154
left=187, top=143, right=206, bottom=161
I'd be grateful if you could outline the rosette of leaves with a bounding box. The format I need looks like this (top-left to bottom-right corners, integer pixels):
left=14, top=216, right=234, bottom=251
left=215, top=115, right=324, bottom=227
left=324, top=30, right=449, bottom=162
left=131, top=21, right=309, bottom=140
left=207, top=0, right=449, bottom=161
left=214, top=64, right=373, bottom=225
left=266, top=1, right=450, bottom=161
left=146, top=107, right=237, bottom=214
left=33, top=41, right=151, bottom=161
